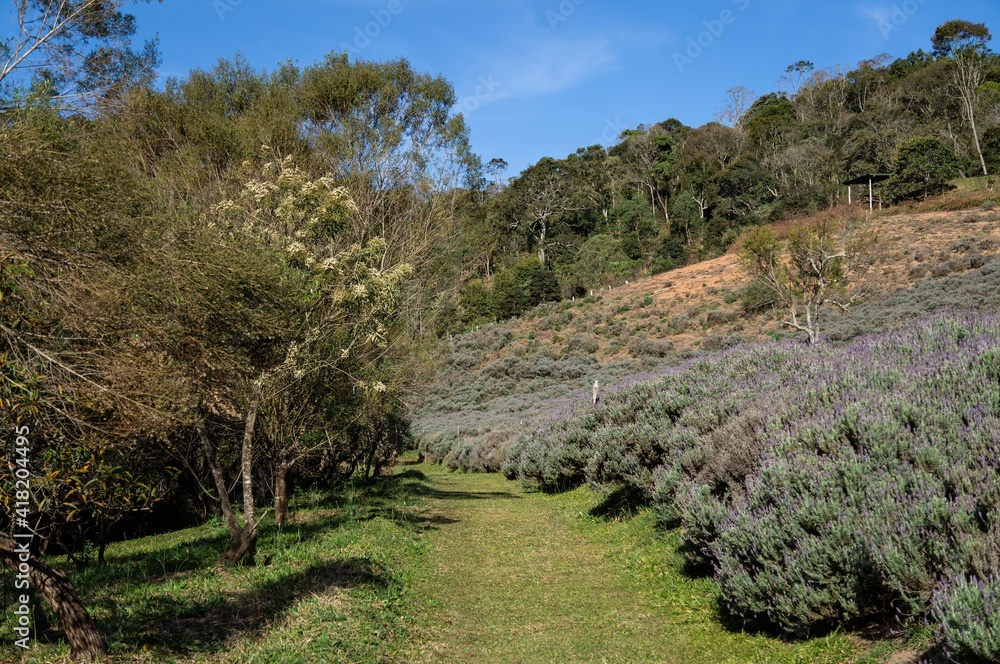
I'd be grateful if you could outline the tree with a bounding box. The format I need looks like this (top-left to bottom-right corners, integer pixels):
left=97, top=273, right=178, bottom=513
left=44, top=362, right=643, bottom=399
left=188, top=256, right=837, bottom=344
left=0, top=534, right=107, bottom=659
left=847, top=55, right=892, bottom=113
left=294, top=54, right=478, bottom=336
left=485, top=157, right=508, bottom=193
left=0, top=0, right=160, bottom=110
left=932, top=20, right=993, bottom=176
left=984, top=126, right=1000, bottom=174
left=499, top=157, right=579, bottom=266
left=715, top=85, right=756, bottom=131
left=564, top=145, right=614, bottom=224
left=202, top=156, right=412, bottom=559
left=559, top=234, right=638, bottom=294
left=739, top=213, right=876, bottom=344
left=611, top=121, right=686, bottom=228
left=742, top=93, right=798, bottom=162
left=490, top=257, right=560, bottom=319
left=295, top=54, right=476, bottom=260
left=0, top=108, right=182, bottom=660
left=779, top=60, right=815, bottom=97
left=886, top=136, right=961, bottom=201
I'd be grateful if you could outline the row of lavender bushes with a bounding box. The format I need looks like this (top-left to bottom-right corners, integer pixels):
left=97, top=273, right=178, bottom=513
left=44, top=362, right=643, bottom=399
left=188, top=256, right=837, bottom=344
left=414, top=322, right=649, bottom=472
left=502, top=313, right=1000, bottom=658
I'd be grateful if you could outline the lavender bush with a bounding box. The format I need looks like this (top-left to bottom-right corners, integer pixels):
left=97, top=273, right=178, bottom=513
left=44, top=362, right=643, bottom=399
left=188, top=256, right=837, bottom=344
left=932, top=574, right=1000, bottom=661
left=503, top=312, right=1000, bottom=639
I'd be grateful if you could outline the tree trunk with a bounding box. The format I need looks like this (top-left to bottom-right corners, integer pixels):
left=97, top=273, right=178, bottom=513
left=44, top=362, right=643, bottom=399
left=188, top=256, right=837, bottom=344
left=536, top=221, right=547, bottom=266
left=196, top=417, right=242, bottom=540
left=196, top=400, right=260, bottom=566
left=240, top=381, right=261, bottom=530
left=0, top=534, right=106, bottom=661
left=967, top=102, right=989, bottom=177
left=274, top=458, right=291, bottom=526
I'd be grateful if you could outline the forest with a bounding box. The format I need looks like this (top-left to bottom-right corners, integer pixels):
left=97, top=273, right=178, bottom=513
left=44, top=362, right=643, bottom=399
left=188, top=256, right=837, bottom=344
left=2, top=2, right=1000, bottom=662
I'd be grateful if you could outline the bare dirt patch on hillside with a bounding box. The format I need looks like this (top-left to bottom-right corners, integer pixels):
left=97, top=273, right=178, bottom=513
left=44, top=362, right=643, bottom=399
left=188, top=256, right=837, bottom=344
left=500, top=206, right=1000, bottom=361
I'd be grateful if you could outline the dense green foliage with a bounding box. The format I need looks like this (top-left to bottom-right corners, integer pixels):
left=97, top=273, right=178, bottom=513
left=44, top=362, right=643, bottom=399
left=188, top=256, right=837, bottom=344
left=886, top=136, right=962, bottom=201
left=0, top=25, right=477, bottom=653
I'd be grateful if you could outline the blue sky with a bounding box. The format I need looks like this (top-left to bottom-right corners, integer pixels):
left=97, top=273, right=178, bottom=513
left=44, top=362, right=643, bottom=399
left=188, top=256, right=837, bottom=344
left=51, top=2, right=1000, bottom=176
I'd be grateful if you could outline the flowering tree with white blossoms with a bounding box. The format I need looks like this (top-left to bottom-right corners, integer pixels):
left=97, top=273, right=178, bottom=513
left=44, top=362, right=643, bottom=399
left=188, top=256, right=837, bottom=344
left=202, top=152, right=412, bottom=562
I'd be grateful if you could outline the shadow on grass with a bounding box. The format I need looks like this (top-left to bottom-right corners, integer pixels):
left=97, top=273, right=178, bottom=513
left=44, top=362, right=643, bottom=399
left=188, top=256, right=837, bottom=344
left=113, top=557, right=390, bottom=655
left=404, top=482, right=521, bottom=501
left=62, top=532, right=231, bottom=593
left=275, top=473, right=464, bottom=537
left=588, top=485, right=649, bottom=521
left=395, top=469, right=429, bottom=480
left=711, top=596, right=953, bottom=656
left=66, top=471, right=453, bottom=595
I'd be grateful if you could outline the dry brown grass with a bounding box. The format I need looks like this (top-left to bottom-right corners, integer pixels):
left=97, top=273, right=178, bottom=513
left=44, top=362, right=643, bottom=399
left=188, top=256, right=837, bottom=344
left=472, top=199, right=1000, bottom=366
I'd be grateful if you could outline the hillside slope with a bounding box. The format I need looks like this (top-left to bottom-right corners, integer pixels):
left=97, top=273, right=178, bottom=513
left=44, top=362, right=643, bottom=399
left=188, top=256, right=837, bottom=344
left=413, top=200, right=1000, bottom=471
left=510, top=204, right=1000, bottom=359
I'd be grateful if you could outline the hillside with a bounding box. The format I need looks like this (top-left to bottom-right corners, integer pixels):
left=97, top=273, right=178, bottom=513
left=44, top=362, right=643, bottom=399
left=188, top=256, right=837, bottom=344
left=488, top=202, right=1000, bottom=360
left=414, top=191, right=1000, bottom=471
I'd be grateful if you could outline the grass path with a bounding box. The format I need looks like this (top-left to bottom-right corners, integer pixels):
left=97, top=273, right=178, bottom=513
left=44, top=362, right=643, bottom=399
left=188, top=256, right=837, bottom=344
left=399, top=460, right=888, bottom=664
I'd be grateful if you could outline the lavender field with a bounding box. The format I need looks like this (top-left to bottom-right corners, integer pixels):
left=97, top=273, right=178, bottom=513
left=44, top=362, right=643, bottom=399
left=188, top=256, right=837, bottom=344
left=493, top=312, right=1000, bottom=658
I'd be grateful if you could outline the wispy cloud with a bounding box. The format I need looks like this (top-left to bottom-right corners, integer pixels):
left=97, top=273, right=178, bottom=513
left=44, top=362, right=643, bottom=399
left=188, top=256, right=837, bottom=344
left=491, top=36, right=615, bottom=99
left=858, top=4, right=892, bottom=27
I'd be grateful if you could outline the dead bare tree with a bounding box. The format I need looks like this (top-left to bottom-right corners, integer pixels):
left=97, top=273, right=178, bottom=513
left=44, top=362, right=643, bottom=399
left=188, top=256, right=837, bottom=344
left=739, top=211, right=877, bottom=344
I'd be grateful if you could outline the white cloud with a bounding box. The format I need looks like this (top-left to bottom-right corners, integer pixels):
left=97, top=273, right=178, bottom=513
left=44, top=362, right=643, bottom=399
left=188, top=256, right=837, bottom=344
left=858, top=4, right=892, bottom=27
left=493, top=36, right=615, bottom=98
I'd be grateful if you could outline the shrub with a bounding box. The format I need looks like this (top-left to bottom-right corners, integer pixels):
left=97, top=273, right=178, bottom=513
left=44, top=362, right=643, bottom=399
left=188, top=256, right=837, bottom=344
left=491, top=257, right=561, bottom=320
left=737, top=279, right=778, bottom=314
left=502, top=313, right=1000, bottom=638
left=705, top=309, right=739, bottom=326
left=560, top=234, right=639, bottom=293
left=459, top=278, right=493, bottom=324
left=886, top=136, right=961, bottom=203
left=627, top=337, right=673, bottom=358
left=566, top=334, right=600, bottom=355
left=932, top=575, right=1000, bottom=662
left=701, top=333, right=743, bottom=351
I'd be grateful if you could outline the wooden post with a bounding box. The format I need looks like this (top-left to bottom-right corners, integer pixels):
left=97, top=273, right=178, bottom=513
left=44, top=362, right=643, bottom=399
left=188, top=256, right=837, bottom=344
left=869, top=178, right=874, bottom=212
left=848, top=185, right=851, bottom=205
left=592, top=380, right=599, bottom=406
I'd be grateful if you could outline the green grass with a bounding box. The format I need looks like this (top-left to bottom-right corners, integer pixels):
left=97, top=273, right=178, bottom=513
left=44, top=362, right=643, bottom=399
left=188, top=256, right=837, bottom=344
left=400, top=460, right=892, bottom=663
left=4, top=457, right=923, bottom=662
left=2, top=477, right=431, bottom=663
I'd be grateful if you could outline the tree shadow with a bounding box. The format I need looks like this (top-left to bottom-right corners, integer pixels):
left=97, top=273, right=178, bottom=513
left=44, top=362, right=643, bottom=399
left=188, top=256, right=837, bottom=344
left=111, top=557, right=390, bottom=655
left=403, top=482, right=521, bottom=501
left=588, top=485, right=649, bottom=520
left=59, top=531, right=231, bottom=592
left=394, top=468, right=429, bottom=480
